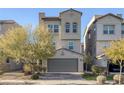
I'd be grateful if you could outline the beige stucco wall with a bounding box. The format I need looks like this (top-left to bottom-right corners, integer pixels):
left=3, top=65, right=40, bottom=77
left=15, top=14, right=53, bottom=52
left=39, top=10, right=82, bottom=53
left=96, top=15, right=122, bottom=41
left=60, top=10, right=81, bottom=40
left=96, top=58, right=107, bottom=67
left=61, top=40, right=81, bottom=53
left=96, top=41, right=111, bottom=56
left=0, top=22, right=19, bottom=35
left=43, top=21, right=62, bottom=49
left=95, top=15, right=122, bottom=67
left=95, top=15, right=122, bottom=56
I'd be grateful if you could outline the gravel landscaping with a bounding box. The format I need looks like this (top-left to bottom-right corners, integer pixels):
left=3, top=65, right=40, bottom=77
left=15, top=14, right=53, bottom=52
left=0, top=72, right=31, bottom=80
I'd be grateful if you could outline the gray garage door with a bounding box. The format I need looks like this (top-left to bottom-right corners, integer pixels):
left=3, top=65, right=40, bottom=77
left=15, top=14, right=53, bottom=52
left=47, top=59, right=78, bottom=72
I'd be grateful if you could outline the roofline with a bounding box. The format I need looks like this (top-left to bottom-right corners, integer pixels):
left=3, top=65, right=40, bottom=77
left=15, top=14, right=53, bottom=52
left=0, top=20, right=17, bottom=24
left=60, top=8, right=82, bottom=15
left=83, top=16, right=96, bottom=37
left=94, top=13, right=123, bottom=23
left=42, top=17, right=60, bottom=19
left=0, top=20, right=21, bottom=27
left=56, top=48, right=83, bottom=55
left=42, top=17, right=61, bottom=21
left=83, top=13, right=124, bottom=37
left=96, top=54, right=105, bottom=58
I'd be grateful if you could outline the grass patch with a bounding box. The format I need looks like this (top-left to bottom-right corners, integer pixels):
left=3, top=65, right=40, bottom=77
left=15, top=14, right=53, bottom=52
left=106, top=75, right=113, bottom=80
left=82, top=73, right=113, bottom=80
left=82, top=73, right=96, bottom=80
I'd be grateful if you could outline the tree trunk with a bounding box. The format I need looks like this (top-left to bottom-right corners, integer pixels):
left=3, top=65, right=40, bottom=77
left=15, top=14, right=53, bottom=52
left=107, top=61, right=109, bottom=76
left=119, top=62, right=123, bottom=84
left=86, top=64, right=88, bottom=73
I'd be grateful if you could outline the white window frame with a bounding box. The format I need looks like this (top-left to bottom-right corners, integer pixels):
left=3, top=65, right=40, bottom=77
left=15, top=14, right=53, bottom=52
left=54, top=25, right=59, bottom=32
left=73, top=23, right=78, bottom=33
left=68, top=41, right=74, bottom=50
left=103, top=25, right=115, bottom=35
left=48, top=24, right=53, bottom=32
left=65, top=23, right=70, bottom=33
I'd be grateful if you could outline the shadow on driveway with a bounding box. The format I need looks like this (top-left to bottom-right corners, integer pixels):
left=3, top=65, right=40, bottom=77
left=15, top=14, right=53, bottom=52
left=39, top=73, right=84, bottom=80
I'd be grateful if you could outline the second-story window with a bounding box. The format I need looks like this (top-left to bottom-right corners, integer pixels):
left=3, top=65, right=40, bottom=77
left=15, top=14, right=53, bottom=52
left=103, top=25, right=115, bottom=35
left=54, top=25, right=59, bottom=32
left=73, top=23, right=77, bottom=33
left=48, top=24, right=53, bottom=32
left=68, top=41, right=74, bottom=50
left=65, top=23, right=70, bottom=33
left=121, top=25, right=124, bottom=34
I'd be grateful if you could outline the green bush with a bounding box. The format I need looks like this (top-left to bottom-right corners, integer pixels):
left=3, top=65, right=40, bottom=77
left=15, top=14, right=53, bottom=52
left=0, top=70, right=4, bottom=75
left=91, top=65, right=105, bottom=75
left=96, top=75, right=106, bottom=84
left=113, top=74, right=124, bottom=84
left=82, top=73, right=96, bottom=80
left=31, top=73, right=39, bottom=80
left=33, top=65, right=47, bottom=74
left=32, top=64, right=42, bottom=73
left=23, top=64, right=32, bottom=75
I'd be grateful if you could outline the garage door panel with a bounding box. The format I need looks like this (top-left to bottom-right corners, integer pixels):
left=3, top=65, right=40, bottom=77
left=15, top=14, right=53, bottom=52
left=47, top=59, right=78, bottom=72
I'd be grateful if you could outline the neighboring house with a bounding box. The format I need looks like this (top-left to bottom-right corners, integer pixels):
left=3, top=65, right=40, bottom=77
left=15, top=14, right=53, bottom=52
left=39, top=9, right=83, bottom=72
left=0, top=20, right=19, bottom=35
left=0, top=20, right=22, bottom=71
left=84, top=13, right=124, bottom=72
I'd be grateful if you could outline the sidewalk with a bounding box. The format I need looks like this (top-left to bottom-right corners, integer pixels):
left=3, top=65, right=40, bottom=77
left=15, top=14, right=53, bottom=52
left=0, top=80, right=115, bottom=85
left=0, top=80, right=96, bottom=85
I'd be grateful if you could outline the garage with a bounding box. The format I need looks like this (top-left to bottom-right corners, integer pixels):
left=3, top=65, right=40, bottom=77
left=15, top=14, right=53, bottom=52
left=47, top=58, right=78, bottom=72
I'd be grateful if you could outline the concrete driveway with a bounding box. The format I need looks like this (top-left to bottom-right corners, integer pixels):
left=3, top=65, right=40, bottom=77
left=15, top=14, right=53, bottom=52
left=39, top=73, right=83, bottom=80
left=0, top=72, right=115, bottom=85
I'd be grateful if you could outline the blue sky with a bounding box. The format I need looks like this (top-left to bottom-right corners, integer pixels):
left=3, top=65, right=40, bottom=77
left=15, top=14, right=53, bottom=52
left=0, top=8, right=124, bottom=42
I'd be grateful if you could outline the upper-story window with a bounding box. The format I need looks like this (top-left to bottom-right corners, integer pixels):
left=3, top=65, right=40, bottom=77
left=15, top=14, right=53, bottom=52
left=48, top=24, right=59, bottom=33
left=121, top=25, right=124, bottom=34
left=54, top=25, right=59, bottom=32
left=48, top=24, right=53, bottom=32
left=103, top=25, right=115, bottom=35
left=65, top=23, right=70, bottom=33
left=73, top=23, right=77, bottom=33
left=68, top=41, right=74, bottom=50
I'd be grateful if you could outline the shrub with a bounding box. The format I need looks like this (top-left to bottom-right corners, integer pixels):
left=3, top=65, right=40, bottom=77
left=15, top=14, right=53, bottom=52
left=113, top=74, right=124, bottom=84
left=96, top=75, right=106, bottom=84
left=0, top=63, right=7, bottom=74
left=31, top=73, right=39, bottom=80
left=33, top=65, right=47, bottom=74
left=0, top=70, right=4, bottom=75
left=91, top=65, right=105, bottom=75
left=82, top=73, right=96, bottom=80
left=23, top=64, right=32, bottom=75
